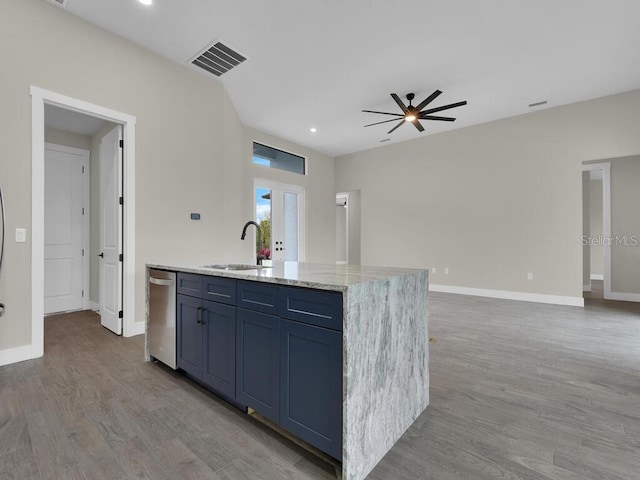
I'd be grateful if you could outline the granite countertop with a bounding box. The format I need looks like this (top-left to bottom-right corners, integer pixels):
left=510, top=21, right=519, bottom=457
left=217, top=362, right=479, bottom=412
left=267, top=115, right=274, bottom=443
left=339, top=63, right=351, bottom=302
left=146, top=261, right=426, bottom=292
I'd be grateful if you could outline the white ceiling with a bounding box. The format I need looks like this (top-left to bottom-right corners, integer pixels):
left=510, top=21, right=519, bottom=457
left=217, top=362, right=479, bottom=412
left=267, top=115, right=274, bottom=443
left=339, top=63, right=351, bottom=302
left=54, top=0, right=640, bottom=157
left=45, top=104, right=108, bottom=136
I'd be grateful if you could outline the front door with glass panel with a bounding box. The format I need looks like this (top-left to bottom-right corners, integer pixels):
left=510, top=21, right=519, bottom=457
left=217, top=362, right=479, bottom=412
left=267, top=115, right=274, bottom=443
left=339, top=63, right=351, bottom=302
left=255, top=180, right=305, bottom=262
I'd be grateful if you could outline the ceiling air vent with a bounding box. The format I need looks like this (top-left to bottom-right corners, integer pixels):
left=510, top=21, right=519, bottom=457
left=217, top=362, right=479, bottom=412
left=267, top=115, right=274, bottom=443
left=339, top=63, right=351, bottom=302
left=190, top=41, right=247, bottom=78
left=47, top=0, right=68, bottom=7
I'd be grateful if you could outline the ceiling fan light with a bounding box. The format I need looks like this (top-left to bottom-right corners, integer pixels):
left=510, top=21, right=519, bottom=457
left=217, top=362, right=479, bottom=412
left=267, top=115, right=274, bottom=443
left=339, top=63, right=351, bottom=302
left=405, top=114, right=416, bottom=122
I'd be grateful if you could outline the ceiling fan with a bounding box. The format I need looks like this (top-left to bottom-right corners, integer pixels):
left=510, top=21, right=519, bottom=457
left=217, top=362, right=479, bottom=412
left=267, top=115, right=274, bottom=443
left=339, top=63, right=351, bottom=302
left=363, top=90, right=467, bottom=134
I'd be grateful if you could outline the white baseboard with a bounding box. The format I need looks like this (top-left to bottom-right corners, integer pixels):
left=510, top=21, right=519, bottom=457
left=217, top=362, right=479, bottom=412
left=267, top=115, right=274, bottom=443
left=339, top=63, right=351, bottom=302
left=430, top=284, right=585, bottom=307
left=125, top=322, right=145, bottom=338
left=590, top=274, right=604, bottom=281
left=89, top=301, right=100, bottom=312
left=0, top=344, right=40, bottom=367
left=583, top=285, right=592, bottom=292
left=607, top=291, right=640, bottom=302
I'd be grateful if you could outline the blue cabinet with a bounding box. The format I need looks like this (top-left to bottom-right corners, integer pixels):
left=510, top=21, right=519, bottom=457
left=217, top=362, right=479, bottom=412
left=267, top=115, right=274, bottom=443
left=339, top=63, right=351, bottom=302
left=176, top=274, right=237, bottom=401
left=175, top=273, right=344, bottom=460
left=202, top=300, right=236, bottom=399
left=176, top=294, right=204, bottom=379
left=238, top=284, right=343, bottom=460
left=280, top=319, right=343, bottom=459
left=236, top=308, right=281, bottom=423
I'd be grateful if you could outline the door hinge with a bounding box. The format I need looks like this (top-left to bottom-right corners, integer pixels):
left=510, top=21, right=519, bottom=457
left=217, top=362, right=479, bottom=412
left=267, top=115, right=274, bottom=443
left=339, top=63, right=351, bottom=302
left=119, top=196, right=123, bottom=205
left=82, top=249, right=85, bottom=256
left=82, top=290, right=84, bottom=298
left=118, top=310, right=123, bottom=319
left=119, top=253, right=123, bottom=262
left=82, top=165, right=85, bottom=173
left=119, top=139, right=124, bottom=148
left=82, top=207, right=85, bottom=215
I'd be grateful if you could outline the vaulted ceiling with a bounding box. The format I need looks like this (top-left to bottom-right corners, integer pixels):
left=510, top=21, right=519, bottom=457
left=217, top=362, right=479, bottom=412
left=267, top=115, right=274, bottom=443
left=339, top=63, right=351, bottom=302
left=52, top=0, right=640, bottom=156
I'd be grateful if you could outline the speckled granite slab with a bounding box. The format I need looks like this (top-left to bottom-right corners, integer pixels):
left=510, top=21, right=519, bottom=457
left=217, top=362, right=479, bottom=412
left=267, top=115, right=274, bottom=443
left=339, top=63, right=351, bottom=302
left=342, top=269, right=429, bottom=480
left=145, top=261, right=429, bottom=480
left=146, top=260, right=425, bottom=292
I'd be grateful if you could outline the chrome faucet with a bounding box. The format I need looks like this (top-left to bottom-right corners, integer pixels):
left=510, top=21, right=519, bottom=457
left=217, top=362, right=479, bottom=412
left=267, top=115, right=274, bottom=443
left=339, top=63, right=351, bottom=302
left=240, top=221, right=263, bottom=265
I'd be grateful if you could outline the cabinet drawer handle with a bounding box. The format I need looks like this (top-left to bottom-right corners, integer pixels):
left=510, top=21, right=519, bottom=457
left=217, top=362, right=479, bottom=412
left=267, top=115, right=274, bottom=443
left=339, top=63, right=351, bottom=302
left=196, top=306, right=204, bottom=324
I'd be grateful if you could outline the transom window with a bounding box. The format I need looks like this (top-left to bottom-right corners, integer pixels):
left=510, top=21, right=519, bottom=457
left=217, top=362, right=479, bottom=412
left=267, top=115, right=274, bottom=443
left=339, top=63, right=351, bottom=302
left=252, top=142, right=306, bottom=175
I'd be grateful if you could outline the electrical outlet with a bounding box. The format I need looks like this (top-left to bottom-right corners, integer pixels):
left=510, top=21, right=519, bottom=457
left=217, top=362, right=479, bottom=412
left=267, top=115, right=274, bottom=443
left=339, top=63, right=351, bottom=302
left=431, top=267, right=437, bottom=274
left=527, top=272, right=533, bottom=280
left=15, top=228, right=27, bottom=243
left=444, top=267, right=449, bottom=275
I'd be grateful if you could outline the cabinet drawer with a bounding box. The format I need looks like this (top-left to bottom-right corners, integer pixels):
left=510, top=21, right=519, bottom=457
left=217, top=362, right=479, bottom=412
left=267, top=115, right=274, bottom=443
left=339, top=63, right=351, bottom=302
left=279, top=287, right=343, bottom=331
left=237, top=280, right=279, bottom=315
left=203, top=276, right=237, bottom=305
left=177, top=273, right=203, bottom=298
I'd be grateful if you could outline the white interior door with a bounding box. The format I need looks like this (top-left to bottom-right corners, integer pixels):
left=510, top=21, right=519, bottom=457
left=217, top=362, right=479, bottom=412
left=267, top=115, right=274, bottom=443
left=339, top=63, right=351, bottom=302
left=255, top=180, right=305, bottom=262
left=99, top=125, right=123, bottom=334
left=44, top=144, right=88, bottom=314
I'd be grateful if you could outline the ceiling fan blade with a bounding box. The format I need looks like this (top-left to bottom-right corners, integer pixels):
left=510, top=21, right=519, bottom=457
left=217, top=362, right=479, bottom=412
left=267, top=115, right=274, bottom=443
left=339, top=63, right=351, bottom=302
left=413, top=120, right=425, bottom=132
left=415, top=90, right=442, bottom=111
left=421, top=100, right=467, bottom=115
left=364, top=118, right=406, bottom=127
left=390, top=93, right=408, bottom=113
left=387, top=119, right=405, bottom=134
left=419, top=115, right=456, bottom=122
left=362, top=110, right=404, bottom=117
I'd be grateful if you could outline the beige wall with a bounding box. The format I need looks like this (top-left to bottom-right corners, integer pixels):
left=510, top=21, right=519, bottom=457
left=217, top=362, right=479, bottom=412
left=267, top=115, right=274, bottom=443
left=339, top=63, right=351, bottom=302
left=243, top=128, right=336, bottom=264
left=589, top=179, right=604, bottom=276
left=0, top=0, right=226, bottom=350
left=45, top=127, right=91, bottom=151
left=609, top=156, right=640, bottom=294
left=336, top=89, right=640, bottom=299
left=0, top=0, right=336, bottom=355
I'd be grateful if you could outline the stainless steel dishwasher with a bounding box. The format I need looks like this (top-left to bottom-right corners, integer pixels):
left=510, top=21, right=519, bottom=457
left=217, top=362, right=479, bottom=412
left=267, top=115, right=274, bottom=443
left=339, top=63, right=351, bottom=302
left=148, top=269, right=176, bottom=369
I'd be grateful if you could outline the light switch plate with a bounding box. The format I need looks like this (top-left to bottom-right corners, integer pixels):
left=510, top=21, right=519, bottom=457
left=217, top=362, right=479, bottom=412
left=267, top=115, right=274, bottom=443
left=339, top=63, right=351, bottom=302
left=15, top=228, right=27, bottom=243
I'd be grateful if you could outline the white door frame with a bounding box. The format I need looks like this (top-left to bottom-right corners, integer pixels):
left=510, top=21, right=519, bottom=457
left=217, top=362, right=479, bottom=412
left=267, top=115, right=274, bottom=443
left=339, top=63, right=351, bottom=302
left=253, top=178, right=306, bottom=262
left=582, top=162, right=611, bottom=300
left=31, top=86, right=138, bottom=359
left=44, top=142, right=91, bottom=312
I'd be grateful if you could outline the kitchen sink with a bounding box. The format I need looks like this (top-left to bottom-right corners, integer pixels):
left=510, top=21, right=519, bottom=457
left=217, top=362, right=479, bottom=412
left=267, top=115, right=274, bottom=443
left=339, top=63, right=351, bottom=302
left=201, top=263, right=272, bottom=271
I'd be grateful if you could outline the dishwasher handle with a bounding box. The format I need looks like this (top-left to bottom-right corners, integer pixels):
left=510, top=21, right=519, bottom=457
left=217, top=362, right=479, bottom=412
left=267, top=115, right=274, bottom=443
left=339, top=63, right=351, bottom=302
left=149, top=277, right=175, bottom=287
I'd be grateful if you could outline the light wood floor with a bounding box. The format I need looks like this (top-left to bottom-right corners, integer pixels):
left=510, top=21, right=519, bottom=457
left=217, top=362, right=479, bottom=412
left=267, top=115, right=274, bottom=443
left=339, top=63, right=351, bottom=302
left=1, top=293, right=639, bottom=479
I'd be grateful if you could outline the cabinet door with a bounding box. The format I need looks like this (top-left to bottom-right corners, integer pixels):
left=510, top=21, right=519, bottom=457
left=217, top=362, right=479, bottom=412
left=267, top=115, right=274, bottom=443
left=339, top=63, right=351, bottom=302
left=176, top=294, right=203, bottom=379
left=202, top=300, right=236, bottom=399
left=280, top=320, right=342, bottom=459
left=236, top=308, right=280, bottom=423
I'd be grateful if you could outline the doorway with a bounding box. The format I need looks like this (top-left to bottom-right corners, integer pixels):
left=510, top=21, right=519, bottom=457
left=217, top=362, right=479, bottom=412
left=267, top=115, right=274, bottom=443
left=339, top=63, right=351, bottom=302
left=31, top=87, right=138, bottom=359
left=335, top=190, right=361, bottom=265
left=254, top=179, right=305, bottom=262
left=582, top=162, right=611, bottom=300
left=336, top=194, right=348, bottom=265
left=43, top=103, right=124, bottom=335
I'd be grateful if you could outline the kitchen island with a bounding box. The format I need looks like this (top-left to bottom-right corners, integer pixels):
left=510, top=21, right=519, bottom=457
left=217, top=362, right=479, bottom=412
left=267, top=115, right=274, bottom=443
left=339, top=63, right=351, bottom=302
left=145, top=261, right=429, bottom=480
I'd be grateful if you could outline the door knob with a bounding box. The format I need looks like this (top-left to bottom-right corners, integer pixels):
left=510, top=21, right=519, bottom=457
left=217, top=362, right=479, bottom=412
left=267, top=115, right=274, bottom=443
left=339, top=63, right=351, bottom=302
left=98, top=252, right=104, bottom=258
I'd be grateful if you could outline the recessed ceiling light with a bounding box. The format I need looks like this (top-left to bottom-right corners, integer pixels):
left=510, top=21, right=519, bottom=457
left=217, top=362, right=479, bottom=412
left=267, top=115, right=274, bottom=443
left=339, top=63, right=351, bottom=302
left=139, top=0, right=153, bottom=5
left=309, top=127, right=317, bottom=133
